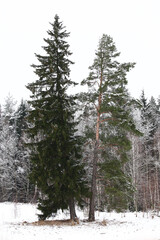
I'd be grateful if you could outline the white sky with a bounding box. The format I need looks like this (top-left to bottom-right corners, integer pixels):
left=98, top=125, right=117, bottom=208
left=0, top=0, right=160, bottom=104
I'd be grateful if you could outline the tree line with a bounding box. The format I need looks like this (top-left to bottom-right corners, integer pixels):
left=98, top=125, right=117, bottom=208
left=0, top=15, right=160, bottom=221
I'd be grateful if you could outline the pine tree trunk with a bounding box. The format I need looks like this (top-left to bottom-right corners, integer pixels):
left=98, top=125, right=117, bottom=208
left=89, top=140, right=99, bottom=221
left=69, top=198, right=77, bottom=221
left=89, top=71, right=102, bottom=221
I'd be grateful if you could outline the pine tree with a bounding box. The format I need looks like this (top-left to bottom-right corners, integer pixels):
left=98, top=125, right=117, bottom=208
left=80, top=34, right=140, bottom=220
left=26, top=15, right=88, bottom=220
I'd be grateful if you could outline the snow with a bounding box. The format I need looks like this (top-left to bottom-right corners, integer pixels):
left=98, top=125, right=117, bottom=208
left=1, top=202, right=160, bottom=240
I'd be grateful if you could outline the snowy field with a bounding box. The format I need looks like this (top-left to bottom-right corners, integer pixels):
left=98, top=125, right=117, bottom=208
left=1, top=202, right=160, bottom=240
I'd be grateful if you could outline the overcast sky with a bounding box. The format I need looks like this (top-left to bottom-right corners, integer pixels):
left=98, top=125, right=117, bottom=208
left=0, top=0, right=160, bottom=105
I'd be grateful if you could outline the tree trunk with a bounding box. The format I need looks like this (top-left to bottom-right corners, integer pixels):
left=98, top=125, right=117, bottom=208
left=89, top=140, right=99, bottom=221
left=31, top=184, right=38, bottom=203
left=89, top=70, right=102, bottom=221
left=69, top=198, right=77, bottom=221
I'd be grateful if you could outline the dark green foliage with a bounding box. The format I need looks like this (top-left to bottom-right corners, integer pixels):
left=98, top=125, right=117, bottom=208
left=26, top=15, right=88, bottom=219
left=100, top=149, right=134, bottom=212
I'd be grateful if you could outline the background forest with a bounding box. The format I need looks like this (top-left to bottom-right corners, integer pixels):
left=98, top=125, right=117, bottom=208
left=0, top=90, right=160, bottom=213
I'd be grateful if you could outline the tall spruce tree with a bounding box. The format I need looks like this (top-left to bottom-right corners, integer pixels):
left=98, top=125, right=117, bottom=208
left=80, top=34, right=140, bottom=221
left=26, top=15, right=88, bottom=220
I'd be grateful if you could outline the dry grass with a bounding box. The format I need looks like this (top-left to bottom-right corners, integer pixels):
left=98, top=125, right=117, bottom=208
left=99, top=219, right=108, bottom=226
left=22, top=218, right=111, bottom=227
left=24, top=218, right=79, bottom=226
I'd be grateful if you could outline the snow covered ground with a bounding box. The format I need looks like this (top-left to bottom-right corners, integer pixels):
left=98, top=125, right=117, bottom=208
left=0, top=202, right=160, bottom=240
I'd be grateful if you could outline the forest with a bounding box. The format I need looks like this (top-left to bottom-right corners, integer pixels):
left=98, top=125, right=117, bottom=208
left=0, top=15, right=160, bottom=221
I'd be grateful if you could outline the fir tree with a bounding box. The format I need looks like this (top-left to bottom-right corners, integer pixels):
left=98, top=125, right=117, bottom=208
left=0, top=95, right=17, bottom=201
left=139, top=92, right=159, bottom=158
left=80, top=34, right=140, bottom=220
left=14, top=100, right=34, bottom=202
left=148, top=97, right=159, bottom=140
left=15, top=100, right=28, bottom=139
left=26, top=15, right=88, bottom=220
